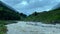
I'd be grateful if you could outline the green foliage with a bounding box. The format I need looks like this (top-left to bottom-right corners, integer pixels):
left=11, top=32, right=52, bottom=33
left=0, top=1, right=60, bottom=24
left=25, top=8, right=60, bottom=24
left=0, top=24, right=7, bottom=34
left=0, top=2, right=27, bottom=20
left=0, top=21, right=7, bottom=25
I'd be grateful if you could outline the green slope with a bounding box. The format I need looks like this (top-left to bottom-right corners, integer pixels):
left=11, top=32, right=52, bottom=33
left=25, top=8, right=60, bottom=24
left=0, top=1, right=27, bottom=20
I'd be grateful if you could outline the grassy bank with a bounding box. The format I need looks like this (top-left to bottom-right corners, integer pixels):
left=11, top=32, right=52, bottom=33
left=0, top=20, right=17, bottom=25
left=0, top=24, right=7, bottom=34
left=0, top=20, right=18, bottom=34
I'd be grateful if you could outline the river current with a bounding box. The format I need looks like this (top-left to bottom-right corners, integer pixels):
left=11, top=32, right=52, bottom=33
left=6, top=21, right=60, bottom=34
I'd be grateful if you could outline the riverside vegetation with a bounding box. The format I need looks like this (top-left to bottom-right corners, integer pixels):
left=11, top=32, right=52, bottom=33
left=0, top=1, right=60, bottom=34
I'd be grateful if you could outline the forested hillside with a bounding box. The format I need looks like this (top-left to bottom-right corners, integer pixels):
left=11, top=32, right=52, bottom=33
left=0, top=1, right=27, bottom=20
left=25, top=8, right=60, bottom=24
left=0, top=1, right=60, bottom=24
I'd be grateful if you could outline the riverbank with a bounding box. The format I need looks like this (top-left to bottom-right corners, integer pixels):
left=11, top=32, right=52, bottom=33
left=0, top=20, right=16, bottom=34
left=0, top=20, right=17, bottom=25
left=0, top=24, right=7, bottom=34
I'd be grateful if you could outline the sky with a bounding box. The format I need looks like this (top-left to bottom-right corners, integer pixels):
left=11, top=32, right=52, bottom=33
left=0, top=0, right=60, bottom=15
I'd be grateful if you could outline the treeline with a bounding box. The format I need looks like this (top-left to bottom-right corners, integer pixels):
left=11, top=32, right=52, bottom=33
left=25, top=8, right=60, bottom=24
left=0, top=1, right=60, bottom=24
left=0, top=1, right=27, bottom=20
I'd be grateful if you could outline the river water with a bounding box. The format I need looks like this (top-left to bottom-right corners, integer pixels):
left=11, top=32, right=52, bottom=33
left=6, top=21, right=60, bottom=34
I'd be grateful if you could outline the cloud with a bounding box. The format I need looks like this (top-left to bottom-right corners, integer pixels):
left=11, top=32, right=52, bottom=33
left=1, top=0, right=22, bottom=6
left=1, top=0, right=60, bottom=15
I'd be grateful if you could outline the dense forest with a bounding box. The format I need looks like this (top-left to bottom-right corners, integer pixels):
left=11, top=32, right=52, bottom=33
left=0, top=1, right=27, bottom=20
left=25, top=8, right=60, bottom=24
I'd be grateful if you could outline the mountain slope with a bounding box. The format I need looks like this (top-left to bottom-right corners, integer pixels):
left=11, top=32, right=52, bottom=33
left=0, top=1, right=27, bottom=20
left=52, top=2, right=60, bottom=10
left=25, top=8, right=60, bottom=24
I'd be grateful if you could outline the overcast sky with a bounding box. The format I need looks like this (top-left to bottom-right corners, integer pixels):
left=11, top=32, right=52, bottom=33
left=1, top=0, right=60, bottom=15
